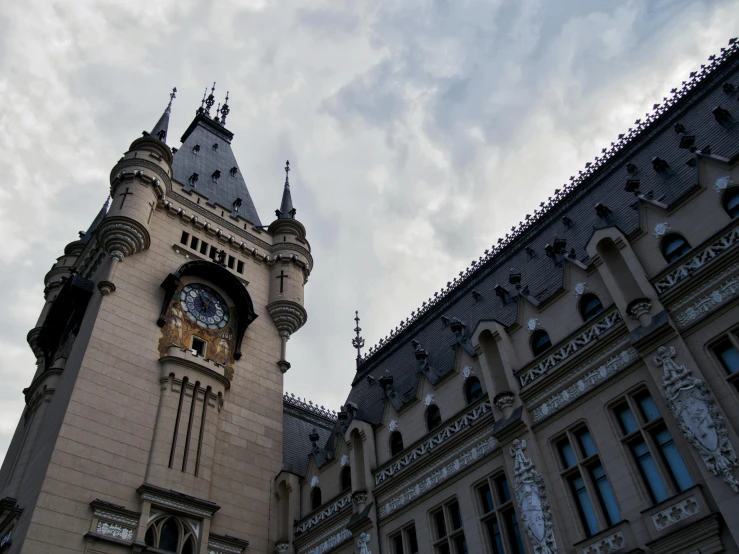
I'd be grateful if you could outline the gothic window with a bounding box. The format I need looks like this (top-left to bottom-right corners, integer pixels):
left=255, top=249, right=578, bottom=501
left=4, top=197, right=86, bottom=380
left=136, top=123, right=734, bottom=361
left=390, top=431, right=404, bottom=457
left=612, top=389, right=692, bottom=504
left=554, top=425, right=620, bottom=538
left=464, top=377, right=483, bottom=404
left=710, top=331, right=739, bottom=392
left=389, top=523, right=419, bottom=554
left=144, top=516, right=197, bottom=554
left=531, top=330, right=552, bottom=357
left=722, top=187, right=739, bottom=218
left=426, top=405, right=442, bottom=432
left=340, top=466, right=352, bottom=492
left=660, top=233, right=691, bottom=263
left=579, top=293, right=604, bottom=322
left=475, top=472, right=525, bottom=554
left=311, top=487, right=322, bottom=511
left=430, top=499, right=467, bottom=554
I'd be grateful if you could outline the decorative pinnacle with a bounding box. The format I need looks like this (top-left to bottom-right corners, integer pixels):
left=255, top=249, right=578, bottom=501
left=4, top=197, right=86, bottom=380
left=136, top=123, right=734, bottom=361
left=352, top=310, right=365, bottom=367
left=214, top=103, right=221, bottom=123
left=205, top=82, right=216, bottom=115
left=220, top=91, right=230, bottom=125
left=285, top=160, right=290, bottom=187
left=198, top=87, right=207, bottom=113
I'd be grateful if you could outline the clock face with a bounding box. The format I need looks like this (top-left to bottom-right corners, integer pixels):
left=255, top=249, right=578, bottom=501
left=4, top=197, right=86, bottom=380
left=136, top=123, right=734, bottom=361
left=180, top=283, right=229, bottom=329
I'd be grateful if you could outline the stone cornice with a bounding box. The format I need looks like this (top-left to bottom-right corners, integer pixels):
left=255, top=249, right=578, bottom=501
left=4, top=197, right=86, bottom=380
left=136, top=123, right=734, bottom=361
left=159, top=347, right=231, bottom=390
left=374, top=397, right=492, bottom=487
left=137, top=483, right=220, bottom=518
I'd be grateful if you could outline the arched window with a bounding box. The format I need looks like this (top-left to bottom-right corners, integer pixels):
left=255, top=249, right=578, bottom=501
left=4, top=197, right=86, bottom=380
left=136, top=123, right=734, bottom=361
left=311, top=487, right=322, bottom=511
left=531, top=329, right=552, bottom=357
left=340, top=466, right=352, bottom=492
left=722, top=187, right=739, bottom=219
left=465, top=377, right=484, bottom=404
left=660, top=233, right=691, bottom=263
left=426, top=405, right=442, bottom=431
left=144, top=516, right=197, bottom=554
left=579, top=293, right=604, bottom=322
left=390, top=431, right=404, bottom=456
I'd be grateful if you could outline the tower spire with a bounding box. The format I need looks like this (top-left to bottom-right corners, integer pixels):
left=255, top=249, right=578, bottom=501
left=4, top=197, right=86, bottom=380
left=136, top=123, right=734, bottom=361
left=352, top=311, right=365, bottom=367
left=275, top=160, right=296, bottom=219
left=150, top=87, right=176, bottom=143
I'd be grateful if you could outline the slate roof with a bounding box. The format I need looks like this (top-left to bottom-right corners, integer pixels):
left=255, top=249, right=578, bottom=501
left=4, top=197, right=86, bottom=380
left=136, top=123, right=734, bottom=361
left=282, top=394, right=337, bottom=476
left=172, top=113, right=262, bottom=226
left=78, top=197, right=110, bottom=243
left=336, top=39, right=739, bottom=426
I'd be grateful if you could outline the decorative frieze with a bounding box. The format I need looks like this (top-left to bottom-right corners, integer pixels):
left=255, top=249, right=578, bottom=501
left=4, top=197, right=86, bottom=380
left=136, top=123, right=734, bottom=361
left=89, top=501, right=139, bottom=545
left=582, top=531, right=624, bottom=554
left=654, top=224, right=739, bottom=293
left=302, top=529, right=351, bottom=554
left=96, top=521, right=133, bottom=541
left=295, top=493, right=352, bottom=536
left=655, top=346, right=739, bottom=492
left=374, top=399, right=492, bottom=485
left=651, top=496, right=700, bottom=531
left=510, top=439, right=558, bottom=554
left=377, top=430, right=497, bottom=519
left=673, top=272, right=739, bottom=329
left=519, top=310, right=623, bottom=387
left=531, top=348, right=638, bottom=422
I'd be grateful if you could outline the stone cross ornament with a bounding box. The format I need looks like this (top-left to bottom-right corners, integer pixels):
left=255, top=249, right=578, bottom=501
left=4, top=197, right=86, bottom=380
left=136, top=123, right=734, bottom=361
left=509, top=439, right=558, bottom=554
left=654, top=345, right=739, bottom=492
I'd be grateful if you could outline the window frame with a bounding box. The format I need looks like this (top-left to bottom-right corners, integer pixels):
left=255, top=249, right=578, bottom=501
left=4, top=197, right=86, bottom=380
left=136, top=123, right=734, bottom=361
left=609, top=387, right=693, bottom=506
left=340, top=465, right=352, bottom=492
left=530, top=329, right=552, bottom=357
left=310, top=487, right=322, bottom=511
left=429, top=498, right=467, bottom=554
left=390, top=431, right=404, bottom=457
left=578, top=293, right=604, bottom=322
left=660, top=232, right=691, bottom=264
left=721, top=186, right=739, bottom=219
left=426, top=405, right=443, bottom=432
left=464, top=377, right=484, bottom=404
left=389, top=523, right=419, bottom=554
left=474, top=471, right=524, bottom=554
left=708, top=328, right=739, bottom=392
left=552, top=423, right=620, bottom=538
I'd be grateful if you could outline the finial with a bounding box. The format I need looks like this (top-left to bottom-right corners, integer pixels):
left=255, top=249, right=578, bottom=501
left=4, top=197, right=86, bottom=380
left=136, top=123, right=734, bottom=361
left=205, top=82, right=216, bottom=115
left=285, top=160, right=290, bottom=187
left=352, top=310, right=365, bottom=368
left=220, top=91, right=230, bottom=125
left=214, top=103, right=221, bottom=123
left=198, top=87, right=207, bottom=114
left=167, top=87, right=177, bottom=111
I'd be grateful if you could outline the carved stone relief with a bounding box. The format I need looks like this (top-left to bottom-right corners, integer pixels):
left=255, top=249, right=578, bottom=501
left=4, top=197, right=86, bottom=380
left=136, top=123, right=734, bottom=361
left=654, top=346, right=739, bottom=492
left=510, top=439, right=558, bottom=554
left=582, top=531, right=624, bottom=554
left=356, top=532, right=371, bottom=554
left=651, top=495, right=700, bottom=531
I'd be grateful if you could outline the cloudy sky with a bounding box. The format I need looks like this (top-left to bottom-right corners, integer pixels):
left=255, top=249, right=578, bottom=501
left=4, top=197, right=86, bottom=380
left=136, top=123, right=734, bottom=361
left=0, top=0, right=736, bottom=458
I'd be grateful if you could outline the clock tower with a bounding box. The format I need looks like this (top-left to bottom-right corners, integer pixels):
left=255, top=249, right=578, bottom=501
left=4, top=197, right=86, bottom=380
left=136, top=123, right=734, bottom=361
left=0, top=87, right=312, bottom=554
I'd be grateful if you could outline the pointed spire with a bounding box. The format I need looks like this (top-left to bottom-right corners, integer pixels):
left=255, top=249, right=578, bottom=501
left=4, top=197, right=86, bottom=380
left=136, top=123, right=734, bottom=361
left=151, top=87, right=176, bottom=143
left=198, top=87, right=208, bottom=114
left=352, top=311, right=365, bottom=368
left=275, top=160, right=297, bottom=219
left=79, top=196, right=110, bottom=242
left=205, top=82, right=216, bottom=116
left=220, top=91, right=230, bottom=125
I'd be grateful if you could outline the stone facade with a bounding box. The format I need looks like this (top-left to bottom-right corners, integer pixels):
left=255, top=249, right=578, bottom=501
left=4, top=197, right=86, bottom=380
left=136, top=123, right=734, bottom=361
left=4, top=38, right=739, bottom=554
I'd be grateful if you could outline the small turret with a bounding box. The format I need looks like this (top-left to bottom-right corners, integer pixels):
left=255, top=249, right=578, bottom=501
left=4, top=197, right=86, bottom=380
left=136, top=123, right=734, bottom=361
left=96, top=88, right=176, bottom=294
left=266, top=161, right=312, bottom=372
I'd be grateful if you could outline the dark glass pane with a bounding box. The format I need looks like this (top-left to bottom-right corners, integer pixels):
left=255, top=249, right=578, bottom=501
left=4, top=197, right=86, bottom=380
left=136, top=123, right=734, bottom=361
left=433, top=510, right=447, bottom=538
left=311, top=488, right=322, bottom=510
left=180, top=231, right=189, bottom=245
left=654, top=427, right=693, bottom=491
left=575, top=429, right=597, bottom=458
left=453, top=534, right=468, bottom=554
left=427, top=406, right=442, bottom=431
left=485, top=518, right=504, bottom=554
left=581, top=294, right=604, bottom=321
left=590, top=463, right=621, bottom=526
left=437, top=544, right=451, bottom=554
left=465, top=378, right=483, bottom=404
left=725, top=190, right=739, bottom=218
left=616, top=404, right=638, bottom=435
left=634, top=391, right=660, bottom=422
left=407, top=526, right=419, bottom=554
left=663, top=235, right=691, bottom=263
left=557, top=439, right=577, bottom=468
left=200, top=241, right=208, bottom=254
left=505, top=510, right=526, bottom=554
left=531, top=330, right=552, bottom=356
left=632, top=440, right=668, bottom=503
left=144, top=526, right=155, bottom=546
left=478, top=483, right=494, bottom=513
left=341, top=467, right=352, bottom=491
left=715, top=339, right=739, bottom=374
left=158, top=518, right=179, bottom=551
left=569, top=474, right=599, bottom=536
left=390, top=431, right=404, bottom=456
left=448, top=502, right=462, bottom=530
left=393, top=534, right=404, bottom=554
left=182, top=536, right=194, bottom=554
left=495, top=475, right=511, bottom=503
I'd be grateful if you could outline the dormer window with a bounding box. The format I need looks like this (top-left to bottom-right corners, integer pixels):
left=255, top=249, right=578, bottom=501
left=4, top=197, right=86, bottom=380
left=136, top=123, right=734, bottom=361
left=212, top=143, right=219, bottom=151
left=212, top=170, right=221, bottom=184
left=188, top=173, right=199, bottom=185
left=192, top=144, right=200, bottom=154
left=230, top=166, right=238, bottom=177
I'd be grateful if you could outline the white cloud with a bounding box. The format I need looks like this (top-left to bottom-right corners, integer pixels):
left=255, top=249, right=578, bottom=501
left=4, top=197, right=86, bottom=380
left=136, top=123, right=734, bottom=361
left=0, top=0, right=737, bottom=458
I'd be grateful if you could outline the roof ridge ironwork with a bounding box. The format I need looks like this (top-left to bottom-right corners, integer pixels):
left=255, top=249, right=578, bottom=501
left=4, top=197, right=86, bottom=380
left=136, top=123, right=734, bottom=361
left=356, top=37, right=739, bottom=369
left=283, top=391, right=338, bottom=421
